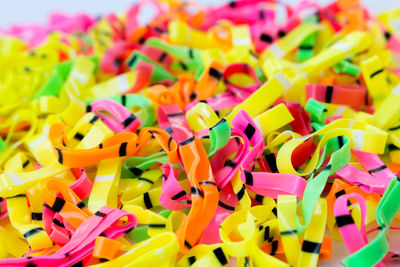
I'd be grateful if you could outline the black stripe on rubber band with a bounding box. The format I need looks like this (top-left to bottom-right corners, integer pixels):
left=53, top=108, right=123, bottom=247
left=218, top=201, right=235, bottom=211
left=148, top=223, right=166, bottom=228
left=199, top=181, right=217, bottom=186
left=184, top=240, right=192, bottom=249
left=179, top=136, right=195, bottom=146
left=191, top=187, right=204, bottom=198
left=280, top=229, right=297, bottom=235
left=336, top=214, right=355, bottom=227
left=265, top=153, right=278, bottom=173
left=95, top=211, right=107, bottom=217
left=172, top=190, right=186, bottom=200
left=389, top=125, right=400, bottom=131
left=143, top=192, right=153, bottom=209
left=244, top=170, right=253, bottom=186
left=270, top=240, right=279, bottom=255
left=167, top=136, right=173, bottom=150
left=210, top=118, right=227, bottom=129
left=179, top=62, right=188, bottom=70
left=224, top=160, right=236, bottom=168
left=263, top=226, right=270, bottom=241
left=255, top=194, right=264, bottom=203
left=7, top=194, right=26, bottom=198
left=74, top=132, right=84, bottom=141
left=122, top=114, right=137, bottom=128
left=368, top=165, right=387, bottom=174
left=31, top=212, right=42, bottom=220
left=89, top=115, right=99, bottom=123
left=51, top=197, right=65, bottom=213
left=53, top=218, right=65, bottom=228
left=370, top=69, right=384, bottom=78
left=243, top=124, right=256, bottom=140
left=335, top=189, right=346, bottom=198
left=128, top=167, right=143, bottom=176
left=259, top=10, right=265, bottom=20
left=272, top=207, right=277, bottom=217
left=236, top=185, right=246, bottom=200
left=209, top=68, right=223, bottom=80
left=302, top=240, right=321, bottom=254
left=127, top=54, right=138, bottom=67
left=55, top=148, right=63, bottom=164
left=119, top=142, right=128, bottom=157
left=158, top=52, right=167, bottom=62
left=77, top=201, right=86, bottom=209
left=188, top=256, right=196, bottom=265
left=138, top=177, right=154, bottom=184
left=121, top=95, right=127, bottom=106
left=23, top=160, right=30, bottom=168
left=23, top=227, right=43, bottom=238
left=260, top=33, right=273, bottom=43
left=166, top=112, right=184, bottom=118
left=325, top=86, right=333, bottom=103
left=338, top=135, right=344, bottom=148
left=213, top=247, right=228, bottom=265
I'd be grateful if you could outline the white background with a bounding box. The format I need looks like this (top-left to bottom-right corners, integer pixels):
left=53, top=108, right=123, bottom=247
left=0, top=0, right=396, bottom=28
left=1, top=0, right=399, bottom=266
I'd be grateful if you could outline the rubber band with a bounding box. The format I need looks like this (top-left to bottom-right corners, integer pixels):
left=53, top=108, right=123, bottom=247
left=1, top=0, right=400, bottom=265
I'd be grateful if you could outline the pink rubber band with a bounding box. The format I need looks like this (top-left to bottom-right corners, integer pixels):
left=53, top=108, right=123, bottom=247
left=0, top=207, right=136, bottom=266
left=70, top=168, right=93, bottom=200
left=334, top=193, right=385, bottom=267
left=89, top=99, right=141, bottom=133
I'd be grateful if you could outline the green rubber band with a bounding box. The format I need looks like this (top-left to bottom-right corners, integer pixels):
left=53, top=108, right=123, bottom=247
left=146, top=37, right=204, bottom=76
left=89, top=56, right=100, bottom=73
left=207, top=119, right=231, bottom=157
left=146, top=37, right=202, bottom=61
left=256, top=66, right=266, bottom=83
left=311, top=122, right=325, bottom=131
left=170, top=60, right=203, bottom=73
left=159, top=209, right=172, bottom=219
left=34, top=70, right=65, bottom=99
left=341, top=61, right=361, bottom=77
left=305, top=98, right=328, bottom=124
left=55, top=60, right=75, bottom=80
left=296, top=27, right=317, bottom=62
left=127, top=226, right=150, bottom=243
left=125, top=209, right=172, bottom=243
left=0, top=137, right=6, bottom=153
left=108, top=94, right=155, bottom=128
left=333, top=60, right=361, bottom=77
left=34, top=56, right=99, bottom=99
left=297, top=135, right=351, bottom=234
left=297, top=49, right=314, bottom=62
left=194, top=65, right=205, bottom=80
left=342, top=177, right=400, bottom=266
left=127, top=51, right=176, bottom=82
left=121, top=153, right=168, bottom=178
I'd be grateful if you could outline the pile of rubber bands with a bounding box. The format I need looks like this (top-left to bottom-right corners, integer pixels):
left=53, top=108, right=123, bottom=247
left=1, top=0, right=400, bottom=266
